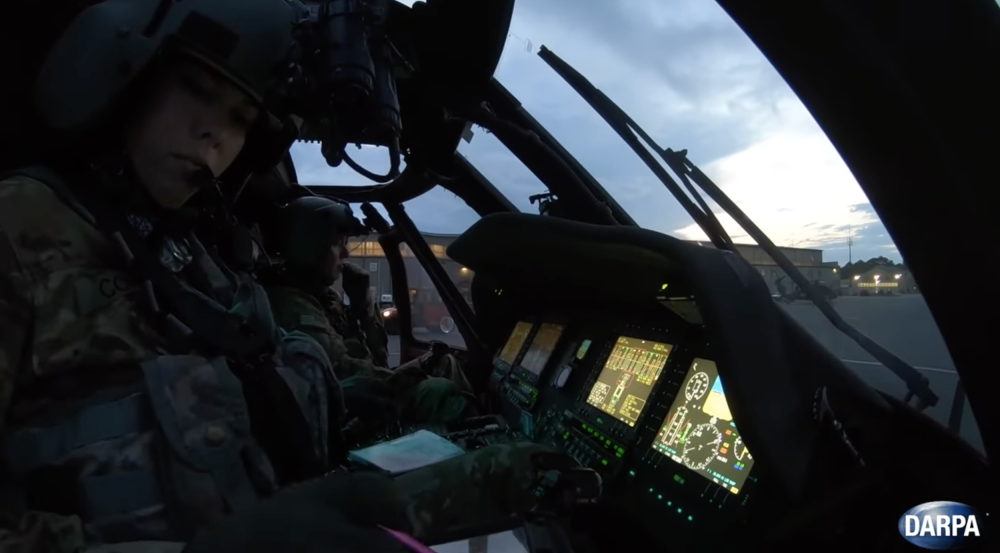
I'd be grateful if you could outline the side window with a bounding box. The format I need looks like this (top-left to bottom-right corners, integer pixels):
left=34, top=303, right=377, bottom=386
left=401, top=187, right=479, bottom=348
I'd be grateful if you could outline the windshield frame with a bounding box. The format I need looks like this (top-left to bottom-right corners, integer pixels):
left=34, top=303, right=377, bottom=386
left=298, top=44, right=945, bottom=418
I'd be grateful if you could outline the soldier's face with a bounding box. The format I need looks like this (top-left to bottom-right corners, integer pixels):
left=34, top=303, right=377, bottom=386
left=324, top=236, right=349, bottom=284
left=123, top=60, right=259, bottom=209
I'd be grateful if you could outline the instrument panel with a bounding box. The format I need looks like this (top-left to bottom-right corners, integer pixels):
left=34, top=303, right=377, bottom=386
left=585, top=336, right=671, bottom=427
left=651, top=358, right=755, bottom=495
left=489, top=315, right=761, bottom=549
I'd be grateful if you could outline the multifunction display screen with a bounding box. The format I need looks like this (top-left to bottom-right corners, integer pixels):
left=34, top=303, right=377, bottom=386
left=651, top=358, right=754, bottom=494
left=586, top=336, right=672, bottom=426
left=520, top=323, right=565, bottom=375
left=498, top=321, right=533, bottom=365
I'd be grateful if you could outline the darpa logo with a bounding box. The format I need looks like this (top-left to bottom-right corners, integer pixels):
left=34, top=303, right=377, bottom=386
left=898, top=501, right=983, bottom=550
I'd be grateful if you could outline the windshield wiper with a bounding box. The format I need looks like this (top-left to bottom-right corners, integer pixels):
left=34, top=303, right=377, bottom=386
left=537, top=45, right=938, bottom=410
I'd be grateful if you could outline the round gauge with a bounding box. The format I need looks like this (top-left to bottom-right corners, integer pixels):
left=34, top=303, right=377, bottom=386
left=684, top=372, right=711, bottom=401
left=733, top=436, right=752, bottom=461
left=681, top=423, right=722, bottom=471
left=555, top=366, right=572, bottom=388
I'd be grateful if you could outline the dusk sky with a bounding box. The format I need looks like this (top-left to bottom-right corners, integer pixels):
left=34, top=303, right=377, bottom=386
left=291, top=0, right=901, bottom=265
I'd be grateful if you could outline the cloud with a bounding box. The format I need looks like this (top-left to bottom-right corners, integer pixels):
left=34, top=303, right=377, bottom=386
left=290, top=0, right=902, bottom=266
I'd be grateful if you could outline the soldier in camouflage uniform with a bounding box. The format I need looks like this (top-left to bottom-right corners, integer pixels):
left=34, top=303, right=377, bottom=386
left=0, top=1, right=415, bottom=552
left=253, top=193, right=586, bottom=548
left=262, top=195, right=474, bottom=425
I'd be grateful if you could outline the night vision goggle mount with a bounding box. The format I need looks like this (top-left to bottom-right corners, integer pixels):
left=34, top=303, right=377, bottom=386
left=281, top=0, right=404, bottom=183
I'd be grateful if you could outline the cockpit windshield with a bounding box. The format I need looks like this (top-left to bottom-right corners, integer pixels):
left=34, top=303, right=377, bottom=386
left=291, top=0, right=980, bottom=454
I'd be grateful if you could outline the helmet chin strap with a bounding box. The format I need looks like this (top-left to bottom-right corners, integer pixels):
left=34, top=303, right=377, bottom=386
left=88, top=148, right=166, bottom=221
left=88, top=149, right=231, bottom=235
left=184, top=165, right=233, bottom=209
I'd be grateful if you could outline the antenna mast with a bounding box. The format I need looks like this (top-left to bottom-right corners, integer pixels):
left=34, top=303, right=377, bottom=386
left=847, top=226, right=854, bottom=264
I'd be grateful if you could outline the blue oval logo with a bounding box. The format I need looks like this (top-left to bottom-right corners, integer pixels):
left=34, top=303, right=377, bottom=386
left=898, top=501, right=983, bottom=550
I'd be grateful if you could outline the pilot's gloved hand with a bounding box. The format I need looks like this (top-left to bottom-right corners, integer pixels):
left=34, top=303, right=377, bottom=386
left=341, top=262, right=371, bottom=305
left=342, top=375, right=398, bottom=423
left=183, top=472, right=412, bottom=553
left=386, top=362, right=429, bottom=394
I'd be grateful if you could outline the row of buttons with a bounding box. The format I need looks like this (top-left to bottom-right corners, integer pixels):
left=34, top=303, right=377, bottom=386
left=506, top=387, right=536, bottom=409
left=558, top=426, right=621, bottom=471
left=572, top=421, right=627, bottom=460
left=565, top=435, right=612, bottom=470
left=490, top=365, right=510, bottom=390
left=574, top=405, right=629, bottom=438
left=632, top=452, right=756, bottom=516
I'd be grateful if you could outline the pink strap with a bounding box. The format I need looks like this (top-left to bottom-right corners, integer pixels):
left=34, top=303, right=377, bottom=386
left=379, top=525, right=438, bottom=553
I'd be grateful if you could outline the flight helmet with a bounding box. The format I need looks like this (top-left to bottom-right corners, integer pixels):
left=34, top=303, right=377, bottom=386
left=273, top=195, right=367, bottom=271
left=33, top=0, right=306, bottom=131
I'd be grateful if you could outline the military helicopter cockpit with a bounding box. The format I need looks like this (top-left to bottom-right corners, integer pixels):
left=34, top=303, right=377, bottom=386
left=1, top=0, right=995, bottom=552
left=245, top=0, right=994, bottom=551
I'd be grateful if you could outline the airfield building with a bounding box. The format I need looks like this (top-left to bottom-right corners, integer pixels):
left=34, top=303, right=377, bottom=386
left=342, top=233, right=840, bottom=301
left=844, top=265, right=917, bottom=295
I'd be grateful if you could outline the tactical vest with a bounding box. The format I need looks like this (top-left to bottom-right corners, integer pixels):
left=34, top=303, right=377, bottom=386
left=326, top=290, right=371, bottom=359
left=0, top=166, right=342, bottom=544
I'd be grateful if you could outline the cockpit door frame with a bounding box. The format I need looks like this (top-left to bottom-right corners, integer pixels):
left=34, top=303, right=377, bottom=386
left=372, top=153, right=518, bottom=369
left=383, top=202, right=485, bottom=355
left=374, top=226, right=424, bottom=363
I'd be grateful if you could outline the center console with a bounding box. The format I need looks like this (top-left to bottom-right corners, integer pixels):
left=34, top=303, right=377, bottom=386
left=484, top=313, right=761, bottom=551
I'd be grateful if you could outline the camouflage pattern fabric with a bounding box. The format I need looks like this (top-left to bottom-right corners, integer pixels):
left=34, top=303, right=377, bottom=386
left=0, top=175, right=293, bottom=552
left=0, top=175, right=170, bottom=552
left=327, top=288, right=390, bottom=369
left=266, top=285, right=472, bottom=424
left=267, top=284, right=393, bottom=381
left=407, top=350, right=472, bottom=395
left=392, top=442, right=559, bottom=543
left=0, top=175, right=169, bottom=426
left=182, top=471, right=414, bottom=553
left=401, top=376, right=469, bottom=424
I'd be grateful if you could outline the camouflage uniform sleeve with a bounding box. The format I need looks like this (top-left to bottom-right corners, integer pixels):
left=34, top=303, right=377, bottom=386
left=327, top=289, right=388, bottom=367
left=392, top=442, right=559, bottom=543
left=357, top=292, right=389, bottom=368
left=267, top=285, right=389, bottom=380
left=0, top=180, right=89, bottom=553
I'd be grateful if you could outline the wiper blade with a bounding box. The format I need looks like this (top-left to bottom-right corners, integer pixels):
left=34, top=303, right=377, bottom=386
left=535, top=47, right=741, bottom=248
left=534, top=49, right=730, bottom=250
left=537, top=45, right=938, bottom=409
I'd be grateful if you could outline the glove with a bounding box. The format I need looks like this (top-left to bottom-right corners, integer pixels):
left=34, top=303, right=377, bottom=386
left=341, top=263, right=371, bottom=305
left=183, top=472, right=412, bottom=553
left=342, top=375, right=398, bottom=424
left=385, top=363, right=429, bottom=392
